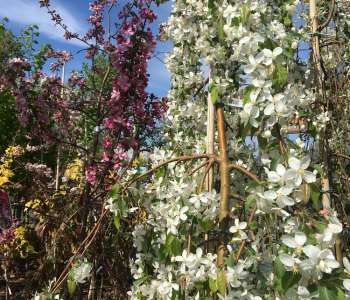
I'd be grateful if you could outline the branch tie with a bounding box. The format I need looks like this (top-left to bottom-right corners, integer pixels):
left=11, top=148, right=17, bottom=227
left=320, top=189, right=333, bottom=202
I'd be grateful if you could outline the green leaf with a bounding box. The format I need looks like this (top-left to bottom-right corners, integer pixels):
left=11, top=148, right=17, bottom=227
left=246, top=247, right=256, bottom=257
left=211, top=85, right=219, bottom=104
left=165, top=233, right=174, bottom=255
left=310, top=182, right=319, bottom=210
left=68, top=280, right=76, bottom=295
left=328, top=284, right=345, bottom=300
left=246, top=181, right=260, bottom=193
left=266, top=139, right=280, bottom=151
left=283, top=12, right=292, bottom=25
left=243, top=84, right=254, bottom=97
left=245, top=195, right=254, bottom=211
left=117, top=199, right=127, bottom=216
left=194, top=281, right=203, bottom=289
left=114, top=215, right=120, bottom=230
left=287, top=139, right=301, bottom=150
left=312, top=219, right=326, bottom=233
left=134, top=276, right=147, bottom=285
left=158, top=244, right=167, bottom=261
left=241, top=121, right=252, bottom=141
left=155, top=167, right=164, bottom=181
left=209, top=277, right=218, bottom=293
left=250, top=125, right=259, bottom=139
left=310, top=163, right=324, bottom=176
left=265, top=38, right=278, bottom=50
left=208, top=0, right=215, bottom=10
left=270, top=155, right=283, bottom=171
left=281, top=271, right=301, bottom=290
left=200, top=219, right=212, bottom=232
left=319, top=287, right=337, bottom=300
left=240, top=4, right=251, bottom=24
left=68, top=269, right=75, bottom=281
left=171, top=237, right=182, bottom=256
left=274, top=256, right=285, bottom=279
left=308, top=284, right=318, bottom=293
left=273, top=63, right=287, bottom=87
left=243, top=90, right=253, bottom=107
left=273, top=278, right=283, bottom=292
left=249, top=221, right=260, bottom=229
left=282, top=46, right=294, bottom=59
left=208, top=82, right=215, bottom=92
left=218, top=19, right=226, bottom=41
left=302, top=182, right=311, bottom=205
left=109, top=183, right=120, bottom=199
left=232, top=17, right=240, bottom=27
left=217, top=270, right=227, bottom=296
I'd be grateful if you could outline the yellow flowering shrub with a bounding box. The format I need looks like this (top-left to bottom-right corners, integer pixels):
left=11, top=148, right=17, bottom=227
left=0, top=146, right=23, bottom=188
left=64, top=159, right=83, bottom=181
left=132, top=153, right=146, bottom=167
left=24, top=198, right=42, bottom=212
left=1, top=225, right=36, bottom=258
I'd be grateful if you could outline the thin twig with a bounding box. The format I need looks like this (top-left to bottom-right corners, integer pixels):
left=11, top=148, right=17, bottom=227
left=198, top=158, right=215, bottom=193
left=229, top=193, right=246, bottom=202
left=234, top=203, right=257, bottom=263
left=182, top=223, right=193, bottom=300
left=188, top=160, right=210, bottom=176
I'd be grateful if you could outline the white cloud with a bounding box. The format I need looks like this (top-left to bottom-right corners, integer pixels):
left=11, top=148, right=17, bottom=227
left=0, top=0, right=88, bottom=47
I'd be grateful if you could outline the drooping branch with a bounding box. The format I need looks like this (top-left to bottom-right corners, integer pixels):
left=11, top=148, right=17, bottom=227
left=121, top=154, right=222, bottom=194
left=317, top=0, right=335, bottom=32
left=229, top=193, right=246, bottom=202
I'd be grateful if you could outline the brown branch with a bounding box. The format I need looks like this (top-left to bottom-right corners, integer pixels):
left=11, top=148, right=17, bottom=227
left=264, top=218, right=273, bottom=254
left=228, top=164, right=260, bottom=182
left=229, top=193, right=246, bottom=202
left=52, top=217, right=102, bottom=293
left=122, top=154, right=221, bottom=193
left=276, top=123, right=285, bottom=157
left=52, top=207, right=109, bottom=292
left=197, top=238, right=218, bottom=247
left=182, top=223, right=193, bottom=300
left=317, top=0, right=335, bottom=32
left=193, top=76, right=209, bottom=98
left=188, top=160, right=209, bottom=176
left=332, top=152, right=350, bottom=161
left=234, top=203, right=257, bottom=263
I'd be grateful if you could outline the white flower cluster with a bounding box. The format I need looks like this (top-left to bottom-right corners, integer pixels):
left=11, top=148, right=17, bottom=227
left=123, top=0, right=350, bottom=299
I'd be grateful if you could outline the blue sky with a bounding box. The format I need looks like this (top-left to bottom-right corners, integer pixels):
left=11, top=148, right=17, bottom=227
left=0, top=0, right=174, bottom=98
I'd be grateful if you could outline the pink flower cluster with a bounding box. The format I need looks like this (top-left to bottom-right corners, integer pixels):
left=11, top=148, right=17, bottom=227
left=0, top=0, right=169, bottom=190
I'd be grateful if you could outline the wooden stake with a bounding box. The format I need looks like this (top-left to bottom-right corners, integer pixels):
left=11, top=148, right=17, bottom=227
left=206, top=66, right=214, bottom=192
left=309, top=0, right=331, bottom=208
left=206, top=66, right=215, bottom=255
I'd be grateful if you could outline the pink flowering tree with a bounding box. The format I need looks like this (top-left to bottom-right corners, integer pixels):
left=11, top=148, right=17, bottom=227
left=0, top=0, right=167, bottom=298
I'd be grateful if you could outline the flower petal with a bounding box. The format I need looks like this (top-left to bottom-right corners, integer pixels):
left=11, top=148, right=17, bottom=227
left=294, top=232, right=306, bottom=246
left=302, top=171, right=316, bottom=183
left=300, top=156, right=310, bottom=169
left=288, top=157, right=301, bottom=170
left=279, top=253, right=295, bottom=267
left=282, top=235, right=298, bottom=248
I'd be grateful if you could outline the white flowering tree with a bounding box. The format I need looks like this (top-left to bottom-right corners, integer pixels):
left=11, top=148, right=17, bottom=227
left=113, top=0, right=350, bottom=299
